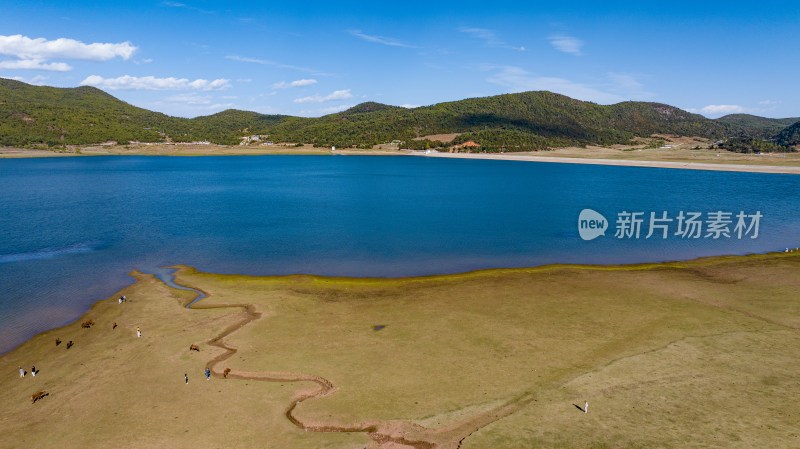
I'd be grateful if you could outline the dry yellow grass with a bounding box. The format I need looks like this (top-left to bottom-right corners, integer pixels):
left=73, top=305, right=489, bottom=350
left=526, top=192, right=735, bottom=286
left=2, top=253, right=799, bottom=448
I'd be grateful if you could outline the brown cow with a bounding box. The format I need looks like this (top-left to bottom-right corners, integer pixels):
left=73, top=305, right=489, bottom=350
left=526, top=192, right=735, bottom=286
left=189, top=344, right=200, bottom=352
left=112, top=322, right=117, bottom=329
left=81, top=319, right=94, bottom=328
left=66, top=340, right=73, bottom=349
left=223, top=368, right=231, bottom=378
left=31, top=391, right=48, bottom=404
left=55, top=338, right=61, bottom=346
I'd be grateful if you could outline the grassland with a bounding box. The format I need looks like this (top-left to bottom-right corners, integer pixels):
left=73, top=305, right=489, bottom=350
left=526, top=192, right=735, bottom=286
left=2, top=252, right=800, bottom=448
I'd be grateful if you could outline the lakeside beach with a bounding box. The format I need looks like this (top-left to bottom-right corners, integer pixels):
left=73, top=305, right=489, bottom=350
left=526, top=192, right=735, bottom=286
left=3, top=251, right=799, bottom=448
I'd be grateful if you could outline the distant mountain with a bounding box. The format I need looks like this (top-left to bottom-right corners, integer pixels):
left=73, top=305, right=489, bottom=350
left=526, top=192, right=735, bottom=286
left=0, top=77, right=791, bottom=151
left=715, top=114, right=800, bottom=138
left=262, top=91, right=726, bottom=150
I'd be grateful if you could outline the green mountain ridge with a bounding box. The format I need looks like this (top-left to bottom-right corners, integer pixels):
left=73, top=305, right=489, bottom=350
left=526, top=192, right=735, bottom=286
left=0, top=77, right=795, bottom=151
left=716, top=114, right=800, bottom=138
left=773, top=121, right=800, bottom=147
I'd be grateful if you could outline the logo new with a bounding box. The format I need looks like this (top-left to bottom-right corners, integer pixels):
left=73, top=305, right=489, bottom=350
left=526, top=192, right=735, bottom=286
left=578, top=209, right=607, bottom=241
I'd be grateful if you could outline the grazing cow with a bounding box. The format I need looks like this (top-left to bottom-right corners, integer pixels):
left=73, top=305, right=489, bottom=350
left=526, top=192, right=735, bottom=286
left=112, top=322, right=117, bottom=329
left=223, top=368, right=231, bottom=378
left=189, top=344, right=200, bottom=352
left=66, top=341, right=73, bottom=349
left=81, top=319, right=94, bottom=328
left=31, top=391, right=48, bottom=404
left=55, top=338, right=61, bottom=346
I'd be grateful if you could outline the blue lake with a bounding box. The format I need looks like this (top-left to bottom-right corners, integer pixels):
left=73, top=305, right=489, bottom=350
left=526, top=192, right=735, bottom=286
left=1, top=155, right=799, bottom=354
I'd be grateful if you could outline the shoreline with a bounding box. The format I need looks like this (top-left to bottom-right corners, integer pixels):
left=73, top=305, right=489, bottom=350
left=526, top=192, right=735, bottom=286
left=4, top=250, right=800, bottom=447
left=2, top=249, right=797, bottom=358
left=415, top=152, right=800, bottom=175
left=3, top=145, right=800, bottom=174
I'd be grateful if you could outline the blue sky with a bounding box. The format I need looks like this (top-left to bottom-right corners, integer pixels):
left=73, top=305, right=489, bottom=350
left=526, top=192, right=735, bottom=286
left=0, top=1, right=798, bottom=118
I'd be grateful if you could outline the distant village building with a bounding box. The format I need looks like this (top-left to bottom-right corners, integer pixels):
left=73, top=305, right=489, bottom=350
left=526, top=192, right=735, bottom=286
left=240, top=135, right=268, bottom=145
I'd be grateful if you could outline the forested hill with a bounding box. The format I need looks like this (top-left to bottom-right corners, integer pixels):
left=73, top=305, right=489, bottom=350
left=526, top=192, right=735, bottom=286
left=716, top=114, right=800, bottom=138
left=773, top=121, right=800, bottom=147
left=0, top=77, right=791, bottom=151
left=0, top=78, right=291, bottom=146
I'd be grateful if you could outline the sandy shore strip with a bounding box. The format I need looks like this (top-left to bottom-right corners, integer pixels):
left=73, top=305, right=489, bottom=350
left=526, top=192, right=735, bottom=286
left=415, top=152, right=800, bottom=175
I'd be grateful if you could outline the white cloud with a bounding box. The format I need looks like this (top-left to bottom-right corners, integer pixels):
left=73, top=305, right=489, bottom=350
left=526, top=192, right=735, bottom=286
left=758, top=99, right=782, bottom=105
left=164, top=94, right=212, bottom=104
left=319, top=104, right=355, bottom=114
left=347, top=30, right=417, bottom=48
left=299, top=104, right=355, bottom=116
left=80, top=75, right=231, bottom=91
left=272, top=79, right=317, bottom=89
left=294, top=89, right=353, bottom=104
left=0, top=59, right=72, bottom=71
left=548, top=35, right=583, bottom=55
left=236, top=78, right=252, bottom=83
left=699, top=104, right=748, bottom=115
left=458, top=27, right=524, bottom=51
left=400, top=104, right=421, bottom=109
left=0, top=34, right=136, bottom=61
left=8, top=75, right=48, bottom=85
left=485, top=65, right=623, bottom=104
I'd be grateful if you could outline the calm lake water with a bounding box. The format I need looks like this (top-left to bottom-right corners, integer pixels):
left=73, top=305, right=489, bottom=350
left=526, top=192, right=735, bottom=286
left=1, top=155, right=799, bottom=354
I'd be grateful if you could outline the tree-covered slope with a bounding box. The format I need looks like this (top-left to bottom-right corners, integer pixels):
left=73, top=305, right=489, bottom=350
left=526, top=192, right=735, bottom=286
left=773, top=121, right=800, bottom=147
left=715, top=114, right=800, bottom=138
left=0, top=78, right=174, bottom=146
left=1, top=77, right=787, bottom=151
left=264, top=92, right=725, bottom=149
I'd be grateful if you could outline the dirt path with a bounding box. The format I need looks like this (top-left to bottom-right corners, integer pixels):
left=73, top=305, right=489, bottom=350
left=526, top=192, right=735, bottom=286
left=172, top=278, right=527, bottom=449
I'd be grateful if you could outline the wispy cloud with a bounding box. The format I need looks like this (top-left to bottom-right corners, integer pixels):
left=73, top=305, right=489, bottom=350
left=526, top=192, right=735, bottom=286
left=300, top=104, right=356, bottom=116
left=758, top=99, right=782, bottom=105
left=458, top=27, right=524, bottom=51
left=0, top=59, right=71, bottom=71
left=161, top=1, right=215, bottom=14
left=81, top=75, right=231, bottom=91
left=294, top=89, right=353, bottom=104
left=697, top=104, right=748, bottom=116
left=347, top=30, right=417, bottom=48
left=547, top=35, right=583, bottom=55
left=484, top=65, right=623, bottom=104
left=225, top=55, right=327, bottom=75
left=319, top=104, right=355, bottom=114
left=164, top=94, right=213, bottom=104
left=606, top=72, right=654, bottom=100
left=272, top=79, right=317, bottom=89
left=8, top=74, right=48, bottom=84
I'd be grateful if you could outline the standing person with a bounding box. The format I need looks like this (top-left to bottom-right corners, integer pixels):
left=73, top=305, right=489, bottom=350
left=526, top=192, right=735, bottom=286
left=137, top=327, right=141, bottom=338
left=584, top=401, right=588, bottom=414
left=119, top=297, right=122, bottom=304
left=205, top=368, right=211, bottom=380
left=31, top=366, right=36, bottom=377
left=185, top=373, right=188, bottom=384
left=19, top=367, right=24, bottom=378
